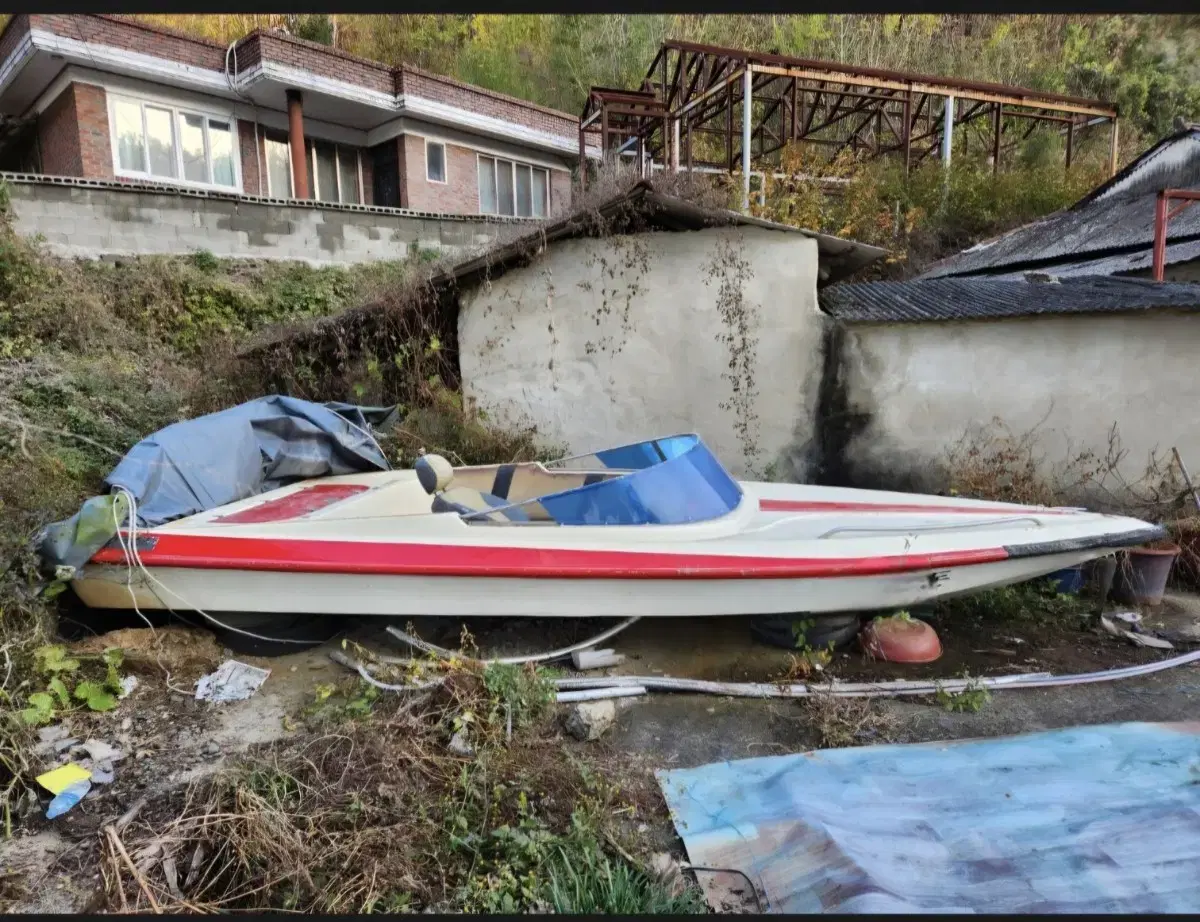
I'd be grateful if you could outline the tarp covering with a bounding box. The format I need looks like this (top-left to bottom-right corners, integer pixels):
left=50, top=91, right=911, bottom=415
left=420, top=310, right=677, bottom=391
left=36, top=396, right=396, bottom=574
left=105, top=396, right=396, bottom=527
left=658, top=722, right=1200, bottom=913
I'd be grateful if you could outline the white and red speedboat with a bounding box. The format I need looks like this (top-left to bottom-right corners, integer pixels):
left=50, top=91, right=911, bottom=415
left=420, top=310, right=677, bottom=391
left=71, top=434, right=1162, bottom=619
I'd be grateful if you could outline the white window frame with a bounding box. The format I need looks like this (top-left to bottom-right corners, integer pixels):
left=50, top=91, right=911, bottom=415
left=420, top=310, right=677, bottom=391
left=476, top=154, right=550, bottom=219
left=308, top=140, right=363, bottom=204
left=260, top=128, right=293, bottom=199
left=107, top=93, right=241, bottom=192
left=425, top=139, right=447, bottom=184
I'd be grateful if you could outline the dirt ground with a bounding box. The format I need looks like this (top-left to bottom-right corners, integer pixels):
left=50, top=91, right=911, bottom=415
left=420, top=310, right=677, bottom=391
left=4, top=591, right=1199, bottom=913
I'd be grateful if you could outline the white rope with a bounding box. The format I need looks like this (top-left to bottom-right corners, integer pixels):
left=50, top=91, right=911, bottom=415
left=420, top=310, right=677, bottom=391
left=384, top=616, right=642, bottom=666
left=327, top=649, right=443, bottom=692
left=111, top=487, right=323, bottom=646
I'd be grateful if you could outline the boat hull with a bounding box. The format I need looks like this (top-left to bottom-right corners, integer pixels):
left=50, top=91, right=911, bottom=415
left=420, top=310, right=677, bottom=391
left=74, top=547, right=1109, bottom=618
left=70, top=470, right=1162, bottom=619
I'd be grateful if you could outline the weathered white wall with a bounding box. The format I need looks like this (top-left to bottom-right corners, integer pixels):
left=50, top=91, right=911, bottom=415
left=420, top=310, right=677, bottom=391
left=840, top=312, right=1200, bottom=493
left=3, top=174, right=514, bottom=265
left=459, top=228, right=824, bottom=478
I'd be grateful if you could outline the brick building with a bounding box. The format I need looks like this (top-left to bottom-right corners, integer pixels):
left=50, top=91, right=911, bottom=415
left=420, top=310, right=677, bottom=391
left=0, top=14, right=586, bottom=217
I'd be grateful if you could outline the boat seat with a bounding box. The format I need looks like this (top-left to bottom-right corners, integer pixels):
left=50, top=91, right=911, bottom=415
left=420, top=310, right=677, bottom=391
left=432, top=487, right=531, bottom=522
left=414, top=454, right=455, bottom=495
left=415, top=453, right=530, bottom=522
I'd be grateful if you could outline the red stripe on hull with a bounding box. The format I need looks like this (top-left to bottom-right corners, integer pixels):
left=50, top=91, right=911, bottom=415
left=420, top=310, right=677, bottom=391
left=90, top=533, right=1010, bottom=579
left=758, top=499, right=1071, bottom=516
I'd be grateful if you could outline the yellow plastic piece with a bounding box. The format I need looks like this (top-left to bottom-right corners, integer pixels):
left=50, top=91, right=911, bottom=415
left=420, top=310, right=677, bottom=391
left=35, top=762, right=92, bottom=795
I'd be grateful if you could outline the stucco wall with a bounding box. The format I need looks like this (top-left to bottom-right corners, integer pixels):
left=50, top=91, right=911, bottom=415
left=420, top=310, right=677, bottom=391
left=458, top=227, right=825, bottom=478
left=838, top=312, right=1200, bottom=495
left=3, top=175, right=523, bottom=265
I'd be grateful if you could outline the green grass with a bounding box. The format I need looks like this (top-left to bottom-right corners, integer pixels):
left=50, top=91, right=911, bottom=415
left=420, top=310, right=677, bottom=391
left=546, top=841, right=707, bottom=915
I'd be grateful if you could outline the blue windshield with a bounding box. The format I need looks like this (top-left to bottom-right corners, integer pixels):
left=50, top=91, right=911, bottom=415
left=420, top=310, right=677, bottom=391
left=537, top=434, right=742, bottom=526
left=549, top=434, right=698, bottom=472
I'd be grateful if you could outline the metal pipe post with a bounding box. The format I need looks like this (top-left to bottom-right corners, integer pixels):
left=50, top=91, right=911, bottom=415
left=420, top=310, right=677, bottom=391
left=1153, top=190, right=1168, bottom=282
left=941, top=93, right=955, bottom=167
left=742, top=67, right=752, bottom=212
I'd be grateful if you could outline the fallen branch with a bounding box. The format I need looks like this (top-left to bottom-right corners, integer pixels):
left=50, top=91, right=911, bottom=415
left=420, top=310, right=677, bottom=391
left=105, top=824, right=163, bottom=914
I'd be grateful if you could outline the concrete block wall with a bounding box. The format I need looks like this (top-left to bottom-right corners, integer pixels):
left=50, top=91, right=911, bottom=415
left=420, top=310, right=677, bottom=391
left=3, top=175, right=525, bottom=266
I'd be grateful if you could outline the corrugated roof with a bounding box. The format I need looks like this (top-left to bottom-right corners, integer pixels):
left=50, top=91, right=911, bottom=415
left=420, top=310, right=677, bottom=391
left=984, top=239, right=1200, bottom=280
left=1079, top=123, right=1200, bottom=206
left=820, top=276, right=1200, bottom=323
left=920, top=127, right=1200, bottom=280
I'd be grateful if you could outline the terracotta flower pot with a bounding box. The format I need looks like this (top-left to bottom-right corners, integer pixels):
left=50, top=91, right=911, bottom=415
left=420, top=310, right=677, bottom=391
left=1111, top=545, right=1180, bottom=607
left=860, top=614, right=942, bottom=664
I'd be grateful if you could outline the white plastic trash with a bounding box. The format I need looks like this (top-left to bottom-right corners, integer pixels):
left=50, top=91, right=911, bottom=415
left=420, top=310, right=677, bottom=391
left=195, top=660, right=271, bottom=703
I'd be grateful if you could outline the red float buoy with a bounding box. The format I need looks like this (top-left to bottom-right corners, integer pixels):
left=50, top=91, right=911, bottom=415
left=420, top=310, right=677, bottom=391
left=860, top=612, right=942, bottom=663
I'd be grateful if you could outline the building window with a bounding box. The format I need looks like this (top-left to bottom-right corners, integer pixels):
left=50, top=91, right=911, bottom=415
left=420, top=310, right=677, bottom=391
left=478, top=155, right=549, bottom=218
left=263, top=130, right=292, bottom=198
left=426, top=140, right=446, bottom=183
left=303, top=140, right=362, bottom=204
left=109, top=95, right=238, bottom=190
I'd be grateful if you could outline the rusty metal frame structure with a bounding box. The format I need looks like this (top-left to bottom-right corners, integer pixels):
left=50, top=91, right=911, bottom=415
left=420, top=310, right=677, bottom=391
left=580, top=40, right=1119, bottom=209
left=1152, top=189, right=1200, bottom=282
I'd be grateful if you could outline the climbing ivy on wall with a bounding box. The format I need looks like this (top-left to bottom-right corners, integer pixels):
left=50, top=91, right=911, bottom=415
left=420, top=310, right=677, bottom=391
left=704, top=233, right=761, bottom=466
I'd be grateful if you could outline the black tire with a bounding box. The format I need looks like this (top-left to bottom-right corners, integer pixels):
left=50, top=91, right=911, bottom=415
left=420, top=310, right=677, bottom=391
left=748, top=612, right=864, bottom=651
left=202, top=611, right=347, bottom=657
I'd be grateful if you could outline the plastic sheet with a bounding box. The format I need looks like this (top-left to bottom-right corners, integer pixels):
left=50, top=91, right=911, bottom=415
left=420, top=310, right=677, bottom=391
left=658, top=721, right=1200, bottom=913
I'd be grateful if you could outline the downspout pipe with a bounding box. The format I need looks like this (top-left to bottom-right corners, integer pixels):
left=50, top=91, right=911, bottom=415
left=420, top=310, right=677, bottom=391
left=286, top=89, right=308, bottom=199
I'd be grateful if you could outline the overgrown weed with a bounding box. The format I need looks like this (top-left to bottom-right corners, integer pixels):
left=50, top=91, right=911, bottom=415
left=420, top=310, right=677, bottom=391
left=801, top=693, right=898, bottom=749
left=944, top=415, right=1185, bottom=519
left=102, top=656, right=695, bottom=914
left=0, top=208, right=559, bottom=840
left=935, top=675, right=992, bottom=714
left=935, top=580, right=1092, bottom=628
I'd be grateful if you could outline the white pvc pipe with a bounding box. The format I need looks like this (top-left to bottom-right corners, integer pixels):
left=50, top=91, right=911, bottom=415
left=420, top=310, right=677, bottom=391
left=942, top=94, right=955, bottom=167
left=557, top=686, right=647, bottom=703
left=553, top=647, right=1200, bottom=699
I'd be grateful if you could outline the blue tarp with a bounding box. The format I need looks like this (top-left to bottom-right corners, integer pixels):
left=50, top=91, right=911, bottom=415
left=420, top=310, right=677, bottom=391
left=658, top=722, right=1200, bottom=913
left=106, top=395, right=396, bottom=527
left=36, top=396, right=396, bottom=574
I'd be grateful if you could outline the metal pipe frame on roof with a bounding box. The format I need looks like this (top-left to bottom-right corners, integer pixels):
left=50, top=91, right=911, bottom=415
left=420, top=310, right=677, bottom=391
left=1153, top=189, right=1200, bottom=282
left=579, top=39, right=1120, bottom=205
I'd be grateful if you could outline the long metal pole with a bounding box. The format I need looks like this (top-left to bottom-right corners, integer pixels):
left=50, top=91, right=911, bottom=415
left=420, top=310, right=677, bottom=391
left=1153, top=190, right=1168, bottom=282
left=941, top=93, right=955, bottom=167
left=1109, top=118, right=1120, bottom=176
left=992, top=103, right=1001, bottom=175
left=742, top=66, right=752, bottom=212
left=579, top=123, right=587, bottom=191
left=726, top=83, right=733, bottom=173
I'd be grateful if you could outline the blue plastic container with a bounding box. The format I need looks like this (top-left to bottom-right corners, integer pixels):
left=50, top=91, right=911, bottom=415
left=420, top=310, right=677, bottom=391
left=1046, top=565, right=1085, bottom=595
